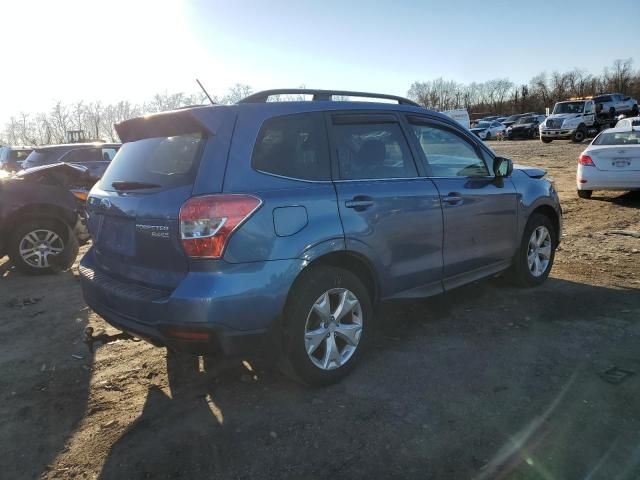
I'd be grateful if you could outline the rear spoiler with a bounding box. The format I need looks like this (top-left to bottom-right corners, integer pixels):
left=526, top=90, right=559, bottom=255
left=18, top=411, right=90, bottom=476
left=115, top=106, right=233, bottom=143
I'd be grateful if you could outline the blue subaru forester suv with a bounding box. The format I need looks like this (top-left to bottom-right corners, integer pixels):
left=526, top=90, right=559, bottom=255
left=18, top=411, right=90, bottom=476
left=80, top=89, right=562, bottom=385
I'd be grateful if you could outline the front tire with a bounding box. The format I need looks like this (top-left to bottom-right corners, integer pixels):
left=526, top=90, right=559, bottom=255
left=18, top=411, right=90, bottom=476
left=8, top=218, right=78, bottom=275
left=541, top=137, right=552, bottom=144
left=510, top=213, right=556, bottom=287
left=485, top=131, right=491, bottom=141
left=280, top=266, right=372, bottom=386
left=577, top=189, right=592, bottom=199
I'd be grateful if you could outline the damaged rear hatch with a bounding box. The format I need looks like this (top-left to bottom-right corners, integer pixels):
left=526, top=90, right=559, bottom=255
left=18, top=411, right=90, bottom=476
left=85, top=106, right=236, bottom=292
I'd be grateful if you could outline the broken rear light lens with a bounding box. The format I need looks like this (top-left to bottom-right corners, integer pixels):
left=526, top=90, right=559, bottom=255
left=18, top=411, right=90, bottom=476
left=179, top=194, right=261, bottom=258
left=579, top=154, right=594, bottom=166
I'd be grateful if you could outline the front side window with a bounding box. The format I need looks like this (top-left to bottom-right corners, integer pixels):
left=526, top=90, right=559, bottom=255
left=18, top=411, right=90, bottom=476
left=101, top=148, right=118, bottom=161
left=331, top=119, right=417, bottom=180
left=252, top=113, right=330, bottom=181
left=409, top=122, right=489, bottom=177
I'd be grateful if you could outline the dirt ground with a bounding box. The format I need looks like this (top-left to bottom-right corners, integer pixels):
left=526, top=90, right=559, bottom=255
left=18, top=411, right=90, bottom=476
left=1, top=139, right=639, bottom=480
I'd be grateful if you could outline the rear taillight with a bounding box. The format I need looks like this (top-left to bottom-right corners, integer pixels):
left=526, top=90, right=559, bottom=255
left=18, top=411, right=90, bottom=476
left=579, top=154, right=594, bottom=166
left=179, top=194, right=261, bottom=258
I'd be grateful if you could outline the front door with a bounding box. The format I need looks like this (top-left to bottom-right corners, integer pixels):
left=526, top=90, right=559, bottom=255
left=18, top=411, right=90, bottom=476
left=328, top=112, right=444, bottom=299
left=405, top=116, right=518, bottom=288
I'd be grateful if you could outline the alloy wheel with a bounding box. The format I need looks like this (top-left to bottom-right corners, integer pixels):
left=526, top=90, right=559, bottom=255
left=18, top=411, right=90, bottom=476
left=304, top=288, right=363, bottom=370
left=19, top=229, right=64, bottom=269
left=527, top=226, right=551, bottom=277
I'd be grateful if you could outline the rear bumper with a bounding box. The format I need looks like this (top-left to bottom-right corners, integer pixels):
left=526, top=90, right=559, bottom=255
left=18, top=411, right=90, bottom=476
left=79, top=248, right=304, bottom=355
left=577, top=166, right=640, bottom=190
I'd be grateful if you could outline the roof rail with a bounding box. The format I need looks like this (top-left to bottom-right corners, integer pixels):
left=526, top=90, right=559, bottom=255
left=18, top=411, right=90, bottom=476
left=238, top=89, right=422, bottom=107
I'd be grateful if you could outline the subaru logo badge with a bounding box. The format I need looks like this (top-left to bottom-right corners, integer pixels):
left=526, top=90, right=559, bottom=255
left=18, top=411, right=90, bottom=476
left=100, top=198, right=112, bottom=209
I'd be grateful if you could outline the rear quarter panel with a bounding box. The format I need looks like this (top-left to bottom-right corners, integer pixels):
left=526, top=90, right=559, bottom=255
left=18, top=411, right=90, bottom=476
left=220, top=106, right=345, bottom=264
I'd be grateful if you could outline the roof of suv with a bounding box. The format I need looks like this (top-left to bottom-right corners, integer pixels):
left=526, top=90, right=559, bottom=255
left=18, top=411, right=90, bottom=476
left=116, top=89, right=462, bottom=143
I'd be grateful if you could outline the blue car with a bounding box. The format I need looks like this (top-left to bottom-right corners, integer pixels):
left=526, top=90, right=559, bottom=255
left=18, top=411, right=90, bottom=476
left=80, top=89, right=562, bottom=385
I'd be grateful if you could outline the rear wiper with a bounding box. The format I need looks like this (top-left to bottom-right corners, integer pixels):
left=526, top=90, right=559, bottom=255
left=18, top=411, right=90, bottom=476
left=111, top=181, right=162, bottom=191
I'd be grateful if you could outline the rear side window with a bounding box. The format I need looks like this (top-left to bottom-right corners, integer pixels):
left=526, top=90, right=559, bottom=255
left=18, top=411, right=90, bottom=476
left=331, top=117, right=417, bottom=180
left=252, top=112, right=330, bottom=180
left=99, top=132, right=204, bottom=191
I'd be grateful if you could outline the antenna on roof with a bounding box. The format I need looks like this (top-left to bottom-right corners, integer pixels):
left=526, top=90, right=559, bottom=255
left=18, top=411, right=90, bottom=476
left=196, top=79, right=215, bottom=105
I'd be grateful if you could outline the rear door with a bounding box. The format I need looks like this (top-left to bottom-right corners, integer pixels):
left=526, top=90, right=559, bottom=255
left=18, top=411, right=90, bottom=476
left=86, top=111, right=233, bottom=290
left=328, top=112, right=443, bottom=298
left=405, top=115, right=518, bottom=287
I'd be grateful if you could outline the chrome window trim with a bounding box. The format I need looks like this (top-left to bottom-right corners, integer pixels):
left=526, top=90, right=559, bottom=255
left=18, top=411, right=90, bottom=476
left=253, top=169, right=333, bottom=184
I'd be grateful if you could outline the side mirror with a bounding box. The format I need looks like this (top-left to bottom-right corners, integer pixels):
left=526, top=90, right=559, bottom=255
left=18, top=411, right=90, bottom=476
left=493, top=157, right=513, bottom=177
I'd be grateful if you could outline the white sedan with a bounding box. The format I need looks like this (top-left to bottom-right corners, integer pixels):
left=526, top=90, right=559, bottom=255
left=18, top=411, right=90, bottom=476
left=470, top=120, right=506, bottom=141
left=616, top=116, right=640, bottom=129
left=576, top=127, right=640, bottom=198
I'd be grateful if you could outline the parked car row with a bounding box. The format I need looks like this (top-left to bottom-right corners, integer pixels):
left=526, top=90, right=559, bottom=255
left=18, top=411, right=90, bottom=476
left=471, top=112, right=546, bottom=140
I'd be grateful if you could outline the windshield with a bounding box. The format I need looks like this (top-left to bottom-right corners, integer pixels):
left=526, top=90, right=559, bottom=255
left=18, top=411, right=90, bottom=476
left=593, top=131, right=640, bottom=145
left=515, top=116, right=535, bottom=125
left=552, top=102, right=585, bottom=114
left=476, top=121, right=491, bottom=129
left=505, top=115, right=521, bottom=122
left=99, top=132, right=205, bottom=191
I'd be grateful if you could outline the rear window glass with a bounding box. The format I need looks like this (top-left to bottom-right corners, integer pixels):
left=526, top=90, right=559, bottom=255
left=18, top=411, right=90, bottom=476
left=61, top=148, right=102, bottom=163
left=252, top=112, right=330, bottom=181
left=593, top=95, right=612, bottom=103
left=23, top=150, right=62, bottom=168
left=10, top=150, right=32, bottom=161
left=593, top=131, right=640, bottom=145
left=99, top=133, right=204, bottom=191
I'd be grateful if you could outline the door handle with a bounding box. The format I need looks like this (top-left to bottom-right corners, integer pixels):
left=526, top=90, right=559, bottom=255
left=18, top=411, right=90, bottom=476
left=345, top=196, right=374, bottom=210
left=442, top=192, right=463, bottom=205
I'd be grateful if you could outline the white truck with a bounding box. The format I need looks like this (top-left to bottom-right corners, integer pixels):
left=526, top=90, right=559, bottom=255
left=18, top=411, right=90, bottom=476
left=539, top=98, right=605, bottom=143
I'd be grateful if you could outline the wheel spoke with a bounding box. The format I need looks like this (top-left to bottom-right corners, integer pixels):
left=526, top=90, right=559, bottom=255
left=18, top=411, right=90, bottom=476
left=312, top=292, right=331, bottom=322
left=305, top=327, right=327, bottom=356
left=322, top=334, right=341, bottom=369
left=539, top=245, right=551, bottom=259
left=534, top=255, right=542, bottom=275
left=333, top=290, right=357, bottom=322
left=41, top=252, right=50, bottom=268
left=27, top=232, right=40, bottom=244
left=335, top=323, right=362, bottom=346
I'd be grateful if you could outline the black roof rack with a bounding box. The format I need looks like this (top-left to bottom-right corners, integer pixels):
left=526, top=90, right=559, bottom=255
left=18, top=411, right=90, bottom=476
left=238, top=89, right=422, bottom=107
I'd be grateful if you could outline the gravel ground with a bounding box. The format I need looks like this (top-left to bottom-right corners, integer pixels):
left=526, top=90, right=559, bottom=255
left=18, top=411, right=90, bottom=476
left=1, top=139, right=639, bottom=480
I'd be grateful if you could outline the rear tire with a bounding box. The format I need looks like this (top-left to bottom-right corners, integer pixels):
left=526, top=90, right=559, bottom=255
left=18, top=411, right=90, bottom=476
left=632, top=104, right=639, bottom=116
left=541, top=137, right=552, bottom=144
left=577, top=189, right=592, bottom=199
left=280, top=266, right=372, bottom=386
left=8, top=218, right=78, bottom=275
left=509, top=213, right=556, bottom=287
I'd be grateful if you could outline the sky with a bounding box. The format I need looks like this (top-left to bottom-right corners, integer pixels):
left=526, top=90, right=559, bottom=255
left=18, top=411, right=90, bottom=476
left=1, top=0, right=638, bottom=125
